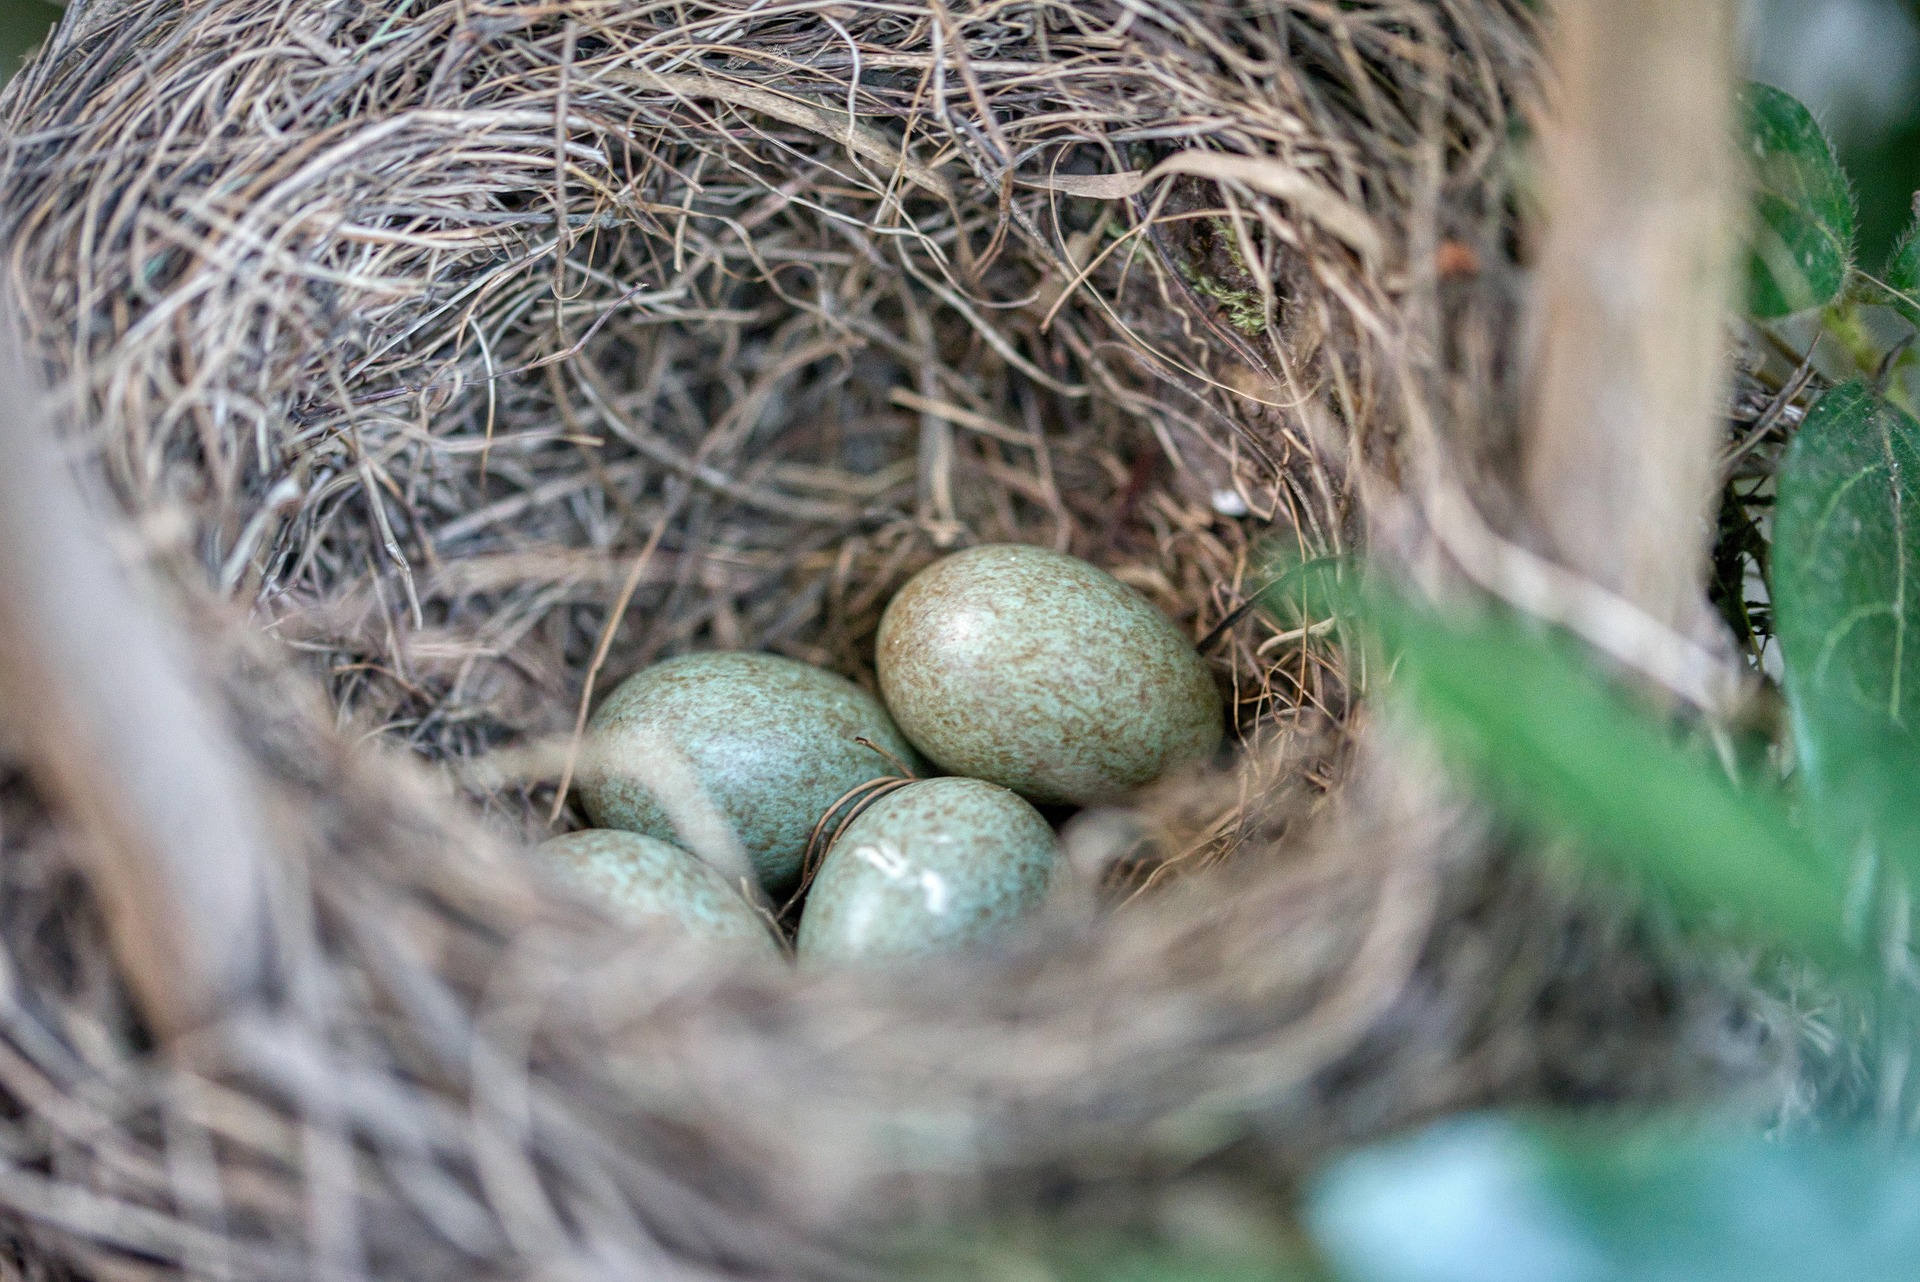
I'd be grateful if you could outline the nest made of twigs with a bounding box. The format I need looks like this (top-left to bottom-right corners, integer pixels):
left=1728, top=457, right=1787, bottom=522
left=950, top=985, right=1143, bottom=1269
left=0, top=0, right=1792, bottom=1277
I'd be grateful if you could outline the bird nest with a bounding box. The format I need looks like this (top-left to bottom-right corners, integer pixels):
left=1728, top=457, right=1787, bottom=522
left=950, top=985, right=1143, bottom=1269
left=0, top=0, right=1790, bottom=1276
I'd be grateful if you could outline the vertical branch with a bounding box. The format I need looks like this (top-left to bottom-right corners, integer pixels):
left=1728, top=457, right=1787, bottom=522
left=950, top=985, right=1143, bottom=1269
left=1527, top=0, right=1738, bottom=635
left=0, top=336, right=269, bottom=1037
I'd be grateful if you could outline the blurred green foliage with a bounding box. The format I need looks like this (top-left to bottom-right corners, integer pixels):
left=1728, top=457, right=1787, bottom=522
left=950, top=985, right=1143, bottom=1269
left=1365, top=591, right=1847, bottom=958
left=1242, top=540, right=1852, bottom=960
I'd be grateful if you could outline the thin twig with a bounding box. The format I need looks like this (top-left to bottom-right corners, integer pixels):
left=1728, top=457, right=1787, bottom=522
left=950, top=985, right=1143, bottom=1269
left=548, top=483, right=690, bottom=826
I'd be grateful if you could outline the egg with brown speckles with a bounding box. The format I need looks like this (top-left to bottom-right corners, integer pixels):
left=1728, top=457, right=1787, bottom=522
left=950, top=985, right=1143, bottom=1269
left=534, top=829, right=781, bottom=955
left=795, top=777, right=1057, bottom=962
left=876, top=544, right=1223, bottom=805
left=577, top=652, right=925, bottom=896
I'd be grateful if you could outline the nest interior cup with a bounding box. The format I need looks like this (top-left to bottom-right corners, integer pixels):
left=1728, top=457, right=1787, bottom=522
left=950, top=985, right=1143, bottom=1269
left=0, top=2, right=1786, bottom=1279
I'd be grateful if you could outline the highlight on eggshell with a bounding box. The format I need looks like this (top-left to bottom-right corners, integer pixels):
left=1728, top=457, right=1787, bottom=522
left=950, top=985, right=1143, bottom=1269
left=795, top=776, right=1059, bottom=963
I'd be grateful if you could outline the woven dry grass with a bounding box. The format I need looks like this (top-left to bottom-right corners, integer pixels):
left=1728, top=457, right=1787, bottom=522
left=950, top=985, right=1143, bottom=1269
left=0, top=0, right=1793, bottom=1276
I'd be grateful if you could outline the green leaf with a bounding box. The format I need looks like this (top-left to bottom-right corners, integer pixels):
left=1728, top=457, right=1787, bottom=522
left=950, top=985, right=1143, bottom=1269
left=1369, top=597, right=1845, bottom=957
left=1741, top=83, right=1855, bottom=318
left=1886, top=218, right=1920, bottom=329
left=1308, top=1117, right=1920, bottom=1282
left=1772, top=383, right=1920, bottom=866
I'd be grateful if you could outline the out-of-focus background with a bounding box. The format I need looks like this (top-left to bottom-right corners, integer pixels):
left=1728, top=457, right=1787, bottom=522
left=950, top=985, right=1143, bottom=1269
left=0, top=0, right=55, bottom=86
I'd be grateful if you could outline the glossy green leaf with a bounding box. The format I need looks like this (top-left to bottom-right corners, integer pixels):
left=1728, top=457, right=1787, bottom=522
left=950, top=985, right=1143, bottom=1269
left=1370, top=598, right=1844, bottom=956
left=1772, top=382, right=1920, bottom=865
left=1886, top=218, right=1920, bottom=328
left=1741, top=83, right=1855, bottom=318
left=1308, top=1116, right=1920, bottom=1282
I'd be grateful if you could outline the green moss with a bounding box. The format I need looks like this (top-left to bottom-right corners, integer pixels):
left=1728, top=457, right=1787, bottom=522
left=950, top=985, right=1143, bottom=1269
left=1177, top=217, right=1269, bottom=336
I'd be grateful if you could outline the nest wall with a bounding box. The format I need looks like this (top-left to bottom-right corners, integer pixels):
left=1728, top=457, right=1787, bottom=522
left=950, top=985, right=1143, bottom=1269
left=0, top=0, right=1791, bottom=1277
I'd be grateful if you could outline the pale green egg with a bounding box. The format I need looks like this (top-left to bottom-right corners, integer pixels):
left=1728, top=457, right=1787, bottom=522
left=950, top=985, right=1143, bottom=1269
left=577, top=651, right=924, bottom=896
left=534, top=829, right=781, bottom=955
left=876, top=544, right=1223, bottom=804
left=795, top=777, right=1058, bottom=963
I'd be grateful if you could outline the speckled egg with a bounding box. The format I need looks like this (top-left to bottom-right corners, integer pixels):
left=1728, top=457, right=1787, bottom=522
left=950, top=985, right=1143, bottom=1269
left=577, top=652, right=923, bottom=896
left=795, top=777, right=1058, bottom=963
left=534, top=829, right=781, bottom=955
left=876, top=544, right=1223, bottom=805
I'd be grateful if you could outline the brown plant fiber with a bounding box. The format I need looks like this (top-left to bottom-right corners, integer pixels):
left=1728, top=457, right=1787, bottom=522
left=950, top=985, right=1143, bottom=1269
left=0, top=0, right=1786, bottom=1277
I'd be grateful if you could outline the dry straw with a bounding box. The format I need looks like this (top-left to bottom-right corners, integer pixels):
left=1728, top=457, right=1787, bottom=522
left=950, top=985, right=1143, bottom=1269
left=0, top=0, right=1787, bottom=1276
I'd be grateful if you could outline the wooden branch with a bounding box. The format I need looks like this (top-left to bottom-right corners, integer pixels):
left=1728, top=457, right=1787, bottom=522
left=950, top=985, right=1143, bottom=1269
left=0, top=333, right=269, bottom=1037
left=1527, top=0, right=1738, bottom=635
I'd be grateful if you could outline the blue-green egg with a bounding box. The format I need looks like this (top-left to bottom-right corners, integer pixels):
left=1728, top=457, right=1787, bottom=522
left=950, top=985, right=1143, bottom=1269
left=795, top=777, right=1058, bottom=963
left=534, top=829, right=781, bottom=955
left=876, top=544, right=1223, bottom=805
left=577, top=652, right=923, bottom=896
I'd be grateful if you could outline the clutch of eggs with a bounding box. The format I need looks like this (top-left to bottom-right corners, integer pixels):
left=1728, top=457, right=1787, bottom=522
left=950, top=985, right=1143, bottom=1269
left=549, top=544, right=1222, bottom=961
